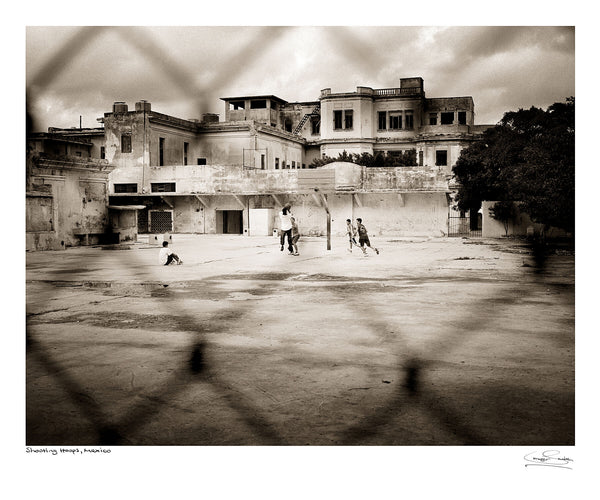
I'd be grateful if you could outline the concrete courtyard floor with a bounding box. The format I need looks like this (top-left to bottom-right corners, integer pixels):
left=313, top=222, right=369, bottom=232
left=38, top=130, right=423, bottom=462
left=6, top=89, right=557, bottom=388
left=25, top=234, right=575, bottom=446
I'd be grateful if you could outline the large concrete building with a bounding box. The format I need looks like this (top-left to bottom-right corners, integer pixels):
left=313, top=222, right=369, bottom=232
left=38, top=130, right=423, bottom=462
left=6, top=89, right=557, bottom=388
left=27, top=77, right=490, bottom=248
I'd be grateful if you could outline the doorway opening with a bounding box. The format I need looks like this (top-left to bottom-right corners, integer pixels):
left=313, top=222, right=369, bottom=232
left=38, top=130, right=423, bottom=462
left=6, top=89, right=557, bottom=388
left=217, top=210, right=243, bottom=234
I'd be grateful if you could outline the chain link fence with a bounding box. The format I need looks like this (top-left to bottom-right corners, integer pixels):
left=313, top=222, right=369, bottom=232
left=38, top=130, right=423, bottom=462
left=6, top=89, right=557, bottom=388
left=26, top=27, right=575, bottom=448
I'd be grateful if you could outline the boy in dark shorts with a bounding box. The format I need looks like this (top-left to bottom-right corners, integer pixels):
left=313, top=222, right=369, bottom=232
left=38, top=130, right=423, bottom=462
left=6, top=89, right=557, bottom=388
left=355, top=218, right=379, bottom=255
left=290, top=216, right=300, bottom=256
left=158, top=240, right=183, bottom=265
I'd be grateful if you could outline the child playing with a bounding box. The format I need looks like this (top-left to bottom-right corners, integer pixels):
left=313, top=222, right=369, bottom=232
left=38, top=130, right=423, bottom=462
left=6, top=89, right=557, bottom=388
left=346, top=218, right=358, bottom=252
left=158, top=240, right=183, bottom=265
left=355, top=218, right=379, bottom=256
left=279, top=204, right=293, bottom=253
left=290, top=216, right=300, bottom=256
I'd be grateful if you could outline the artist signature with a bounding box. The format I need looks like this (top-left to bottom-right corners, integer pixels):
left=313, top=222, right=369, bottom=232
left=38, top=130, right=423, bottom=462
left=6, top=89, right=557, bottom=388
left=524, top=450, right=573, bottom=469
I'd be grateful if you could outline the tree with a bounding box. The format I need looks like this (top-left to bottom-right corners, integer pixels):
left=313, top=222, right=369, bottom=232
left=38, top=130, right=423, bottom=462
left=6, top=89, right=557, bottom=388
left=452, top=98, right=574, bottom=233
left=488, top=200, right=518, bottom=236
left=309, top=149, right=417, bottom=168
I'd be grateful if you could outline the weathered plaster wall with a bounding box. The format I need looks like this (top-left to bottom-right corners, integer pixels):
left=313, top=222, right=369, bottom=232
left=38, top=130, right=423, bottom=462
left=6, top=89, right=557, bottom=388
left=111, top=162, right=451, bottom=237
left=417, top=141, right=467, bottom=171
left=481, top=201, right=569, bottom=238
left=109, top=210, right=137, bottom=242
left=195, top=130, right=253, bottom=167
left=256, top=133, right=304, bottom=169
left=361, top=166, right=449, bottom=192
left=354, top=192, right=449, bottom=237
left=149, top=125, right=197, bottom=166
left=27, top=157, right=112, bottom=249
left=103, top=111, right=147, bottom=169
left=128, top=163, right=449, bottom=197
left=26, top=187, right=61, bottom=251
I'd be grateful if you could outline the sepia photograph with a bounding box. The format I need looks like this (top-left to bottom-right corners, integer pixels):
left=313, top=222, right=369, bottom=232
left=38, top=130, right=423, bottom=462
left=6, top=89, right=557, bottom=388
left=9, top=3, right=594, bottom=498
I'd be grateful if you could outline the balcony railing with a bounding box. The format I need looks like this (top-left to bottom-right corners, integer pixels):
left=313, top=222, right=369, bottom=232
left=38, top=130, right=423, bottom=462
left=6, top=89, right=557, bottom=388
left=374, top=87, right=423, bottom=96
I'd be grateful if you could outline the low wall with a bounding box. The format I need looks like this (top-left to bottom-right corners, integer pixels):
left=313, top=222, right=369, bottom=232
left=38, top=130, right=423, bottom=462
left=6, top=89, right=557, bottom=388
left=482, top=201, right=569, bottom=238
left=26, top=231, right=64, bottom=251
left=154, top=191, right=449, bottom=237
left=112, top=162, right=450, bottom=194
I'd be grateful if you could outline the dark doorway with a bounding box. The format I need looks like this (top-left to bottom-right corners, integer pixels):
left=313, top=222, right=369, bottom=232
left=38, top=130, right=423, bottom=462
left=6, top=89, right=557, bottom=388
left=138, top=209, right=148, bottom=233
left=217, top=210, right=243, bottom=234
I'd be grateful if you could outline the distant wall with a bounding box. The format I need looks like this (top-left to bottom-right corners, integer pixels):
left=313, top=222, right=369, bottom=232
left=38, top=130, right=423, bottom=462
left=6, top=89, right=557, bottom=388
left=27, top=155, right=112, bottom=250
left=482, top=201, right=570, bottom=238
left=110, top=162, right=450, bottom=195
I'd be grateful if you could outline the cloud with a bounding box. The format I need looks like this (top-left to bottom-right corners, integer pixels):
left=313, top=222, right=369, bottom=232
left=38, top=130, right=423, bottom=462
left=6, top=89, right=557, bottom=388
left=26, top=26, right=575, bottom=131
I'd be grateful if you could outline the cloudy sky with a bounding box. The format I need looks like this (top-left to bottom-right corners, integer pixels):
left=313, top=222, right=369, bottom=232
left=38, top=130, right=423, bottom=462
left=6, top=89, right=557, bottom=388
left=26, top=25, right=575, bottom=132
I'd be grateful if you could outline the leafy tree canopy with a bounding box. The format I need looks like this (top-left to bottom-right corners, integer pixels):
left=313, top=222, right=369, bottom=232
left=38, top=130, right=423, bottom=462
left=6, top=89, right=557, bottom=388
left=310, top=149, right=417, bottom=168
left=452, top=98, right=574, bottom=233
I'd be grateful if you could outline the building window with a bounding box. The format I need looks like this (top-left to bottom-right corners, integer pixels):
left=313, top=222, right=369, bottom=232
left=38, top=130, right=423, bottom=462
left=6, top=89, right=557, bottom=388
left=311, top=117, right=320, bottom=135
left=261, top=154, right=265, bottom=170
left=151, top=182, right=176, bottom=193
left=183, top=142, right=189, bottom=165
left=334, top=109, right=353, bottom=130
left=292, top=161, right=296, bottom=169
left=197, top=158, right=207, bottom=165
left=250, top=99, right=267, bottom=109
left=435, top=150, right=448, bottom=166
left=441, top=112, right=454, bottom=125
left=334, top=110, right=343, bottom=130
left=100, top=146, right=105, bottom=159
left=302, top=163, right=306, bottom=169
left=429, top=113, right=438, bottom=125
left=159, top=137, right=165, bottom=166
left=75, top=151, right=82, bottom=157
left=418, top=150, right=423, bottom=166
left=458, top=111, right=467, bottom=125
left=121, top=134, right=132, bottom=153
left=229, top=100, right=245, bottom=110
left=389, top=112, right=402, bottom=130
left=114, top=183, right=137, bottom=193
left=344, top=110, right=353, bottom=129
left=404, top=110, right=414, bottom=129
left=275, top=157, right=279, bottom=169
left=378, top=111, right=387, bottom=130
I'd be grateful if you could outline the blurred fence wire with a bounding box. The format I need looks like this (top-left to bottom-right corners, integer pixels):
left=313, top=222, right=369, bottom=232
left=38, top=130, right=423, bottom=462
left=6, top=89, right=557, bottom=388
left=25, top=27, right=573, bottom=447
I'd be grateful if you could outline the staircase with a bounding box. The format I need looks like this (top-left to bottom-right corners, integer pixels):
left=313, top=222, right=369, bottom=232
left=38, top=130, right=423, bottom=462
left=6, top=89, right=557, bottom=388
left=293, top=105, right=320, bottom=135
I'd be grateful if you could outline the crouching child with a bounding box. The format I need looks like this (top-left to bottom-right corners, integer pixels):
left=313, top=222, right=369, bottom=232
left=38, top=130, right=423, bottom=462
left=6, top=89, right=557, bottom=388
left=158, top=240, right=183, bottom=265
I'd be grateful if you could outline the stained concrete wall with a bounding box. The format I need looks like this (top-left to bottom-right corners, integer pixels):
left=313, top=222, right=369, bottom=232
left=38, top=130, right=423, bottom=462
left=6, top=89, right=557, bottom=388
left=149, top=125, right=197, bottom=167
left=353, top=192, right=449, bottom=237
left=268, top=192, right=448, bottom=237
left=109, top=160, right=451, bottom=237
left=481, top=201, right=569, bottom=238
left=109, top=209, right=138, bottom=242
left=256, top=132, right=304, bottom=169
left=115, top=162, right=449, bottom=195
left=417, top=141, right=466, bottom=171
left=26, top=155, right=112, bottom=250
left=155, top=191, right=448, bottom=237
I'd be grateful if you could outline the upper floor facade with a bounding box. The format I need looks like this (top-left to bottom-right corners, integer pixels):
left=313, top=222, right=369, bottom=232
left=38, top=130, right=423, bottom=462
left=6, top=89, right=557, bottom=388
left=28, top=77, right=491, bottom=197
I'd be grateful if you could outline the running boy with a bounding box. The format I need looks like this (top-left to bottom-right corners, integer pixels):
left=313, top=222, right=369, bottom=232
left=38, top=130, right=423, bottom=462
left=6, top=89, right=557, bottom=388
left=346, top=218, right=358, bottom=252
left=355, top=218, right=379, bottom=255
